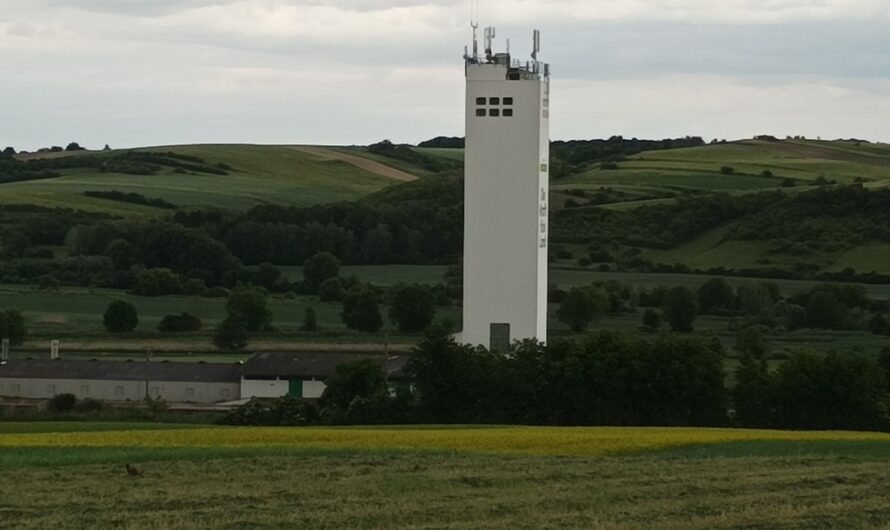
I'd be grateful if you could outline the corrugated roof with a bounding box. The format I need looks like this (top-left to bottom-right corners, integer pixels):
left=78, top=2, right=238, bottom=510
left=242, top=352, right=408, bottom=379
left=0, top=359, right=242, bottom=383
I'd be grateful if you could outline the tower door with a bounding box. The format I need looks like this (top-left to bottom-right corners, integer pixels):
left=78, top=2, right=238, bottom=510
left=490, top=323, right=511, bottom=353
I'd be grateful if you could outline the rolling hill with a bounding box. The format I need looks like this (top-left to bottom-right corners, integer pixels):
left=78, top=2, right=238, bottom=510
left=0, top=144, right=418, bottom=216
left=550, top=139, right=890, bottom=208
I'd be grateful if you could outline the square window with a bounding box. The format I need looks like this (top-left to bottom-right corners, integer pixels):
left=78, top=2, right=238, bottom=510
left=489, top=97, right=500, bottom=105
left=114, top=386, right=124, bottom=396
left=543, top=109, right=550, bottom=119
left=475, top=109, right=486, bottom=117
left=489, top=109, right=500, bottom=117
left=504, top=97, right=514, bottom=105
left=476, top=97, right=486, bottom=105
left=185, top=388, right=195, bottom=398
left=503, top=109, right=513, bottom=117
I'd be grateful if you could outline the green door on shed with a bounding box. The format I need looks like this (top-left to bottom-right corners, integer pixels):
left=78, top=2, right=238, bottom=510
left=288, top=379, right=303, bottom=398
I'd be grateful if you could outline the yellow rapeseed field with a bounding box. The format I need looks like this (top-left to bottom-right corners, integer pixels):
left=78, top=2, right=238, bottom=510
left=2, top=426, right=890, bottom=457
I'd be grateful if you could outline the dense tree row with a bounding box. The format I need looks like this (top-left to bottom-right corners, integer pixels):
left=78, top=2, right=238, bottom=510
left=224, top=328, right=890, bottom=431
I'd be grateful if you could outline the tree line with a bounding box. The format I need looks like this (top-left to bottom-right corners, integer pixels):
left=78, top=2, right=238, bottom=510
left=224, top=327, right=890, bottom=431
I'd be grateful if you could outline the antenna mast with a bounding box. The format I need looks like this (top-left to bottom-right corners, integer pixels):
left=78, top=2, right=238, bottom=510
left=469, top=0, right=479, bottom=62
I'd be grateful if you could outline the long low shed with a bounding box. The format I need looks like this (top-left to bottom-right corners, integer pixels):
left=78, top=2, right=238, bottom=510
left=241, top=352, right=408, bottom=399
left=0, top=360, right=242, bottom=404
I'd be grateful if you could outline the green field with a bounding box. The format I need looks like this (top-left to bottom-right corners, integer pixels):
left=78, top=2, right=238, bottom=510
left=4, top=261, right=889, bottom=359
left=551, top=139, right=890, bottom=204
left=0, top=145, right=407, bottom=215
left=3, top=422, right=890, bottom=529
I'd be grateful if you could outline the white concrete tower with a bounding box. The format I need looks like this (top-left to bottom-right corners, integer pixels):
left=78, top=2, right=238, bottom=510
left=459, top=27, right=550, bottom=351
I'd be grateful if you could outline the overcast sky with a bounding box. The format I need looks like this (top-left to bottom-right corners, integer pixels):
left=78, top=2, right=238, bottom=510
left=2, top=0, right=890, bottom=150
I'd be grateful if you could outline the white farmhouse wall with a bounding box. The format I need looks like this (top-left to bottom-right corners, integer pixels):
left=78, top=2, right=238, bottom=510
left=302, top=379, right=326, bottom=399
left=0, top=377, right=239, bottom=404
left=240, top=377, right=289, bottom=399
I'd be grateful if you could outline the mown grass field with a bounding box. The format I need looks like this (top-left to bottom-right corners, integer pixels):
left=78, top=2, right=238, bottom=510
left=2, top=422, right=890, bottom=529
left=0, top=144, right=406, bottom=215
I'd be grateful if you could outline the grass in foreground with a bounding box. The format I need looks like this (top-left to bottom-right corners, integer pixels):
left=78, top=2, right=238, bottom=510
left=4, top=423, right=890, bottom=529
left=3, top=451, right=890, bottom=529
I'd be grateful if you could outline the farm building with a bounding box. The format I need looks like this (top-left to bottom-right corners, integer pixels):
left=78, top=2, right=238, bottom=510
left=241, top=352, right=408, bottom=400
left=0, top=352, right=408, bottom=404
left=0, top=359, right=241, bottom=404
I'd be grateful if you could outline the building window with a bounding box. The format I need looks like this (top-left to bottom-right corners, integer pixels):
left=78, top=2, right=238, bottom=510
left=489, top=109, right=500, bottom=117
left=540, top=237, right=547, bottom=248
left=46, top=384, right=56, bottom=395
left=476, top=97, right=486, bottom=105
left=149, top=387, right=160, bottom=398
left=541, top=163, right=548, bottom=172
left=10, top=384, right=20, bottom=395
left=114, top=386, right=125, bottom=397
left=490, top=323, right=510, bottom=353
left=80, top=385, right=89, bottom=396
left=489, top=97, right=500, bottom=105
left=503, top=109, right=513, bottom=117
left=475, top=109, right=486, bottom=117
left=221, top=388, right=231, bottom=399
left=504, top=97, right=514, bottom=105
left=543, top=110, right=550, bottom=118
left=185, top=388, right=195, bottom=398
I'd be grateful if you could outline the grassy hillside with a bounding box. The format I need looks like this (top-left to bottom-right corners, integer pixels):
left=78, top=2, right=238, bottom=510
left=0, top=145, right=415, bottom=216
left=552, top=139, right=890, bottom=206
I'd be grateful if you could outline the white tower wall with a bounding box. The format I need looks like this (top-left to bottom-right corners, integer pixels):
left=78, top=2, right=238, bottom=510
left=460, top=41, right=550, bottom=350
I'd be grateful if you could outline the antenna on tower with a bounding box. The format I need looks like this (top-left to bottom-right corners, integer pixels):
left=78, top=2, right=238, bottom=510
left=532, top=29, right=541, bottom=61
left=469, top=0, right=480, bottom=62
left=484, top=26, right=496, bottom=61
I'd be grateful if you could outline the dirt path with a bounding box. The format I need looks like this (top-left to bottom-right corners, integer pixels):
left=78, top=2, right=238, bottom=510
left=291, top=145, right=419, bottom=182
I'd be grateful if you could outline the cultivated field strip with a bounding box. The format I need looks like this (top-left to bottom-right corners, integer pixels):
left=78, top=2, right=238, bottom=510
left=3, top=426, right=890, bottom=457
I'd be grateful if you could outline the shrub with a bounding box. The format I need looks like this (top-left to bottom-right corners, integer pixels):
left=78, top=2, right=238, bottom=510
left=158, top=312, right=203, bottom=332
left=222, top=395, right=318, bottom=426
left=641, top=309, right=661, bottom=330
left=318, top=277, right=344, bottom=302
left=556, top=286, right=608, bottom=332
left=720, top=166, right=735, bottom=175
left=0, top=309, right=27, bottom=345
left=37, top=274, right=60, bottom=291
left=73, top=398, right=104, bottom=413
left=342, top=287, right=383, bottom=332
left=389, top=284, right=436, bottom=332
left=132, top=268, right=181, bottom=296
left=213, top=314, right=249, bottom=351
left=203, top=286, right=230, bottom=298
left=662, top=286, right=697, bottom=332
left=48, top=393, right=77, bottom=413
left=103, top=300, right=138, bottom=333
left=182, top=278, right=207, bottom=296
left=300, top=307, right=318, bottom=332
left=303, top=252, right=340, bottom=291
left=226, top=287, right=272, bottom=332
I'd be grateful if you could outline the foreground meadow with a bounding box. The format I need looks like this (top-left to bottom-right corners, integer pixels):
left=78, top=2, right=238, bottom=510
left=3, top=423, right=890, bottom=529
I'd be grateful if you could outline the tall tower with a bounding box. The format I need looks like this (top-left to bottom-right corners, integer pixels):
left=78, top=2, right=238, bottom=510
left=460, top=28, right=550, bottom=351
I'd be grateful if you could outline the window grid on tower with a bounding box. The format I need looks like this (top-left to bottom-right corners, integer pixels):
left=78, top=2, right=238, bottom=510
left=474, top=96, right=515, bottom=118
